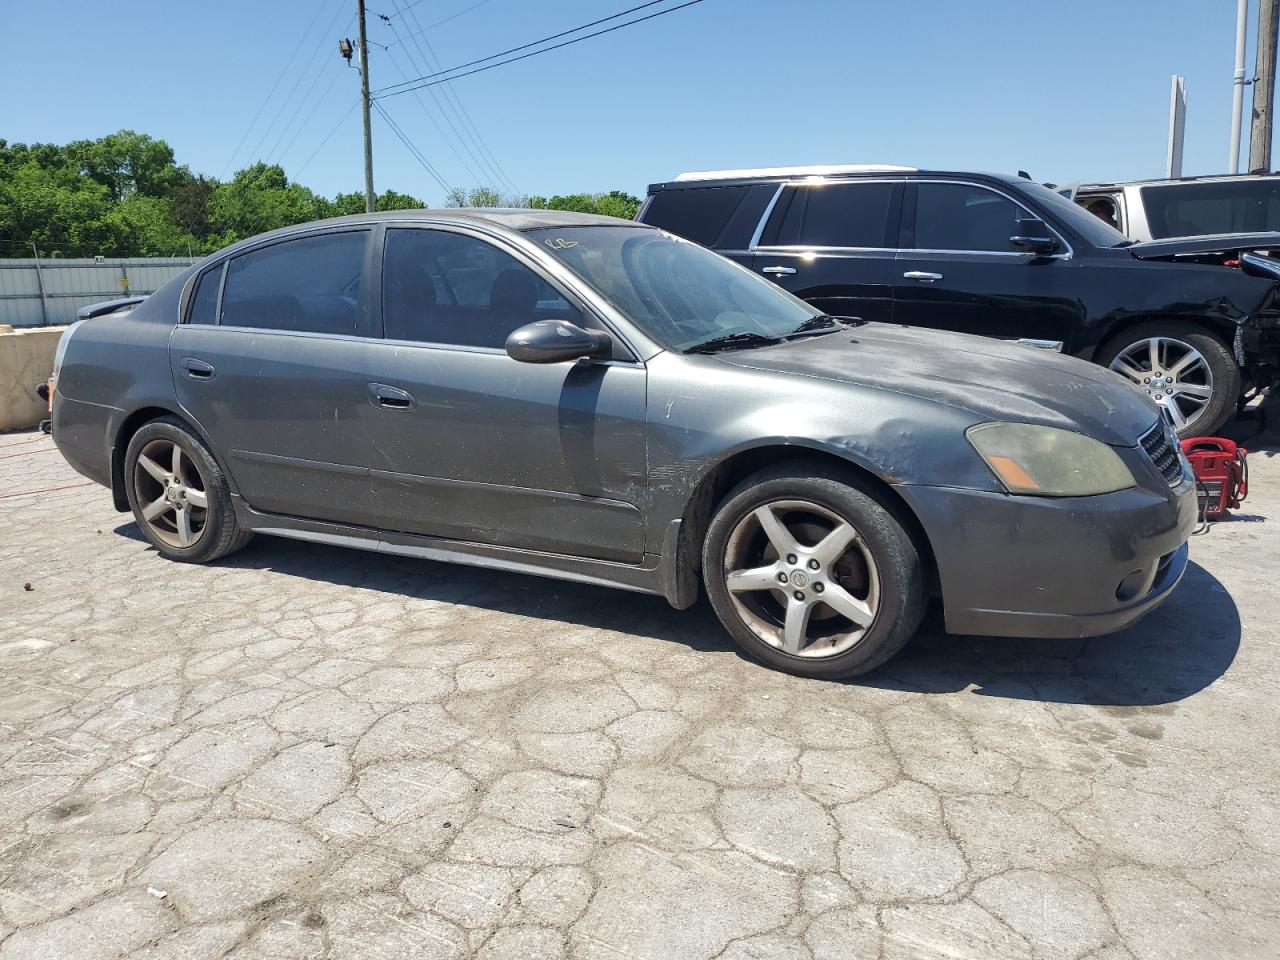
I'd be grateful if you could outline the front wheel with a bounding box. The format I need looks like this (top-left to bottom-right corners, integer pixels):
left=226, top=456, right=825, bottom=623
left=1097, top=321, right=1240, bottom=436
left=702, top=466, right=927, bottom=680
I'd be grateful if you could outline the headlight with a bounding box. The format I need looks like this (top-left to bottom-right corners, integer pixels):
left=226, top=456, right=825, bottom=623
left=966, top=422, right=1135, bottom=496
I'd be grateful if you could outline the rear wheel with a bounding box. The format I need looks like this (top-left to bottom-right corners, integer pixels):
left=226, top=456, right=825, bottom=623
left=124, top=417, right=251, bottom=563
left=1097, top=321, right=1239, bottom=435
left=702, top=466, right=927, bottom=680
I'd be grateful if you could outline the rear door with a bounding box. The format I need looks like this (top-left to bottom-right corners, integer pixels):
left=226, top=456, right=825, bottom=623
left=893, top=180, right=1083, bottom=345
left=170, top=227, right=383, bottom=526
left=748, top=179, right=901, bottom=324
left=362, top=225, right=648, bottom=563
left=638, top=183, right=778, bottom=268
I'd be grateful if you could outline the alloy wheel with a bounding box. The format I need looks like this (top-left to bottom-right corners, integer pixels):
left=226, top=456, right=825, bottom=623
left=132, top=438, right=209, bottom=548
left=1109, top=336, right=1214, bottom=431
left=722, top=499, right=881, bottom=658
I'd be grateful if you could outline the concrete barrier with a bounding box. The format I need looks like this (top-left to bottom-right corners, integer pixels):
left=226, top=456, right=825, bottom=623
left=0, top=323, right=65, bottom=431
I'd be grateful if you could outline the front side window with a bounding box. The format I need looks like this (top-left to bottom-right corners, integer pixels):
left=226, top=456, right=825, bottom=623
left=382, top=228, right=582, bottom=348
left=527, top=225, right=822, bottom=351
left=911, top=182, right=1029, bottom=252
left=761, top=182, right=895, bottom=248
left=220, top=231, right=367, bottom=334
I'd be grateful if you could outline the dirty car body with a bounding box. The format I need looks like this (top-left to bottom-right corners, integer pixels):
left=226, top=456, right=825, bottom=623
left=51, top=210, right=1198, bottom=677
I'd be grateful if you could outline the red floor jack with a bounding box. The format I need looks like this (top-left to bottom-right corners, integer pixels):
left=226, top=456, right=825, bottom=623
left=1180, top=437, right=1248, bottom=520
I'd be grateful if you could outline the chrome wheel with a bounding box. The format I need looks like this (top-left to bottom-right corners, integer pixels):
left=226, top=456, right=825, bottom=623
left=1109, top=336, right=1214, bottom=431
left=132, top=438, right=209, bottom=548
left=723, top=499, right=880, bottom=659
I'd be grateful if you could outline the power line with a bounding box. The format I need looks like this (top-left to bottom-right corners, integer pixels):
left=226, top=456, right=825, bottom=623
left=244, top=0, right=350, bottom=169
left=264, top=59, right=347, bottom=168
left=294, top=98, right=361, bottom=178
left=386, top=1, right=520, bottom=194
left=375, top=0, right=680, bottom=96
left=273, top=64, right=349, bottom=167
left=217, top=0, right=332, bottom=179
left=387, top=0, right=496, bottom=42
left=372, top=100, right=456, bottom=197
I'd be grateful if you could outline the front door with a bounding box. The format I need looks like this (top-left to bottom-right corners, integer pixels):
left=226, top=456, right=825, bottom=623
left=364, top=226, right=647, bottom=563
left=749, top=179, right=902, bottom=324
left=170, top=228, right=383, bottom=526
left=893, top=181, right=1083, bottom=347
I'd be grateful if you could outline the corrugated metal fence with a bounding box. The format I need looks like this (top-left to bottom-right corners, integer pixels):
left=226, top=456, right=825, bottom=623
left=0, top=258, right=198, bottom=327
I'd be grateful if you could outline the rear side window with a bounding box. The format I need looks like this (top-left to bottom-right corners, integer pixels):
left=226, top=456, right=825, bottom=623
left=382, top=228, right=582, bottom=349
left=220, top=231, right=368, bottom=335
left=760, top=182, right=895, bottom=248
left=641, top=186, right=752, bottom=246
left=911, top=182, right=1026, bottom=252
left=1140, top=179, right=1280, bottom=238
left=187, top=265, right=221, bottom=324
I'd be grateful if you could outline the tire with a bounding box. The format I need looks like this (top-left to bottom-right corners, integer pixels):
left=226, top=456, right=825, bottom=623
left=123, top=416, right=252, bottom=564
left=1095, top=321, right=1240, bottom=436
left=702, top=464, right=927, bottom=680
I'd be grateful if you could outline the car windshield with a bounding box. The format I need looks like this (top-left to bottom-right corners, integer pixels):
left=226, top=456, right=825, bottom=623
left=1140, top=179, right=1280, bottom=239
left=524, top=226, right=824, bottom=351
left=1017, top=181, right=1132, bottom=248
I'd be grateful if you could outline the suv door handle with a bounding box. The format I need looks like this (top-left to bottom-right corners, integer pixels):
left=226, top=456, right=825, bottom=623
left=903, top=271, right=943, bottom=282
left=182, top=358, right=215, bottom=379
left=762, top=266, right=797, bottom=276
left=368, top=382, right=415, bottom=411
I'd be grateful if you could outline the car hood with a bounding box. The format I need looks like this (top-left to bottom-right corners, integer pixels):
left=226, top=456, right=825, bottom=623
left=715, top=324, right=1160, bottom=446
left=1126, top=231, right=1280, bottom=259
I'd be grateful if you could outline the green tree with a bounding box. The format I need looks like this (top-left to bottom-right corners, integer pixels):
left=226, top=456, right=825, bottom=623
left=527, top=189, right=641, bottom=220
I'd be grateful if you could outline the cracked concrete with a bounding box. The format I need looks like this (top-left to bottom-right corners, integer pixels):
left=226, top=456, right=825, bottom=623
left=2, top=414, right=1279, bottom=959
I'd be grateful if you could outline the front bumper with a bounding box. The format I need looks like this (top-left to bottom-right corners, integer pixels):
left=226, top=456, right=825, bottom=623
left=898, top=478, right=1197, bottom=639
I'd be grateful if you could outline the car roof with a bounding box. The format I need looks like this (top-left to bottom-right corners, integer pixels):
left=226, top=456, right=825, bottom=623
left=212, top=208, right=643, bottom=259
left=648, top=167, right=1032, bottom=191
left=1077, top=171, right=1280, bottom=191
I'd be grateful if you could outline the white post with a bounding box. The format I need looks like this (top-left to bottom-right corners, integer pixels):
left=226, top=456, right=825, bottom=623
left=1230, top=0, right=1249, bottom=172
left=1168, top=75, right=1187, bottom=179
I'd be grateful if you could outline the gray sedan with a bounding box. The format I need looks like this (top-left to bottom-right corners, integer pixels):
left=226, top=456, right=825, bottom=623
left=50, top=210, right=1197, bottom=679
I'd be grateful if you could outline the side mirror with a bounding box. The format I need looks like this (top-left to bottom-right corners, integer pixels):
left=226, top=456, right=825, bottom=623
left=1009, top=219, right=1059, bottom=255
left=505, top=319, right=612, bottom=364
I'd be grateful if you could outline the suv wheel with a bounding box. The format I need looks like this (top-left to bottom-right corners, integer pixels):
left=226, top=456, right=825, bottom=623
left=702, top=465, right=926, bottom=680
left=1097, top=321, right=1239, bottom=435
left=124, top=417, right=252, bottom=564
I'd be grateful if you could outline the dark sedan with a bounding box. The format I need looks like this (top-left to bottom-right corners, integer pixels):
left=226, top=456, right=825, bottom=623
left=50, top=210, right=1196, bottom=679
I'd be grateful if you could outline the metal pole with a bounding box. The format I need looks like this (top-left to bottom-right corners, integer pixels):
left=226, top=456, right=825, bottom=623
left=357, top=0, right=375, bottom=212
left=1230, top=0, right=1249, bottom=173
left=1251, top=0, right=1280, bottom=172
left=30, top=243, right=50, bottom=326
left=1167, top=76, right=1187, bottom=179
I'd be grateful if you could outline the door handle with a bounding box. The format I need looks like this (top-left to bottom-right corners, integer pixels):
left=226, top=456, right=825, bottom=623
left=762, top=266, right=797, bottom=276
left=903, top=271, right=943, bottom=282
left=368, top=382, right=415, bottom=411
left=182, top=358, right=215, bottom=379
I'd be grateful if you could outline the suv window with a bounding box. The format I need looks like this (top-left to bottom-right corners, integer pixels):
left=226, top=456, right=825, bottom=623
left=220, top=231, right=367, bottom=334
left=382, top=228, right=582, bottom=348
left=642, top=186, right=752, bottom=246
left=760, top=182, right=895, bottom=248
left=187, top=264, right=221, bottom=324
left=912, top=182, right=1026, bottom=252
left=1140, top=179, right=1280, bottom=238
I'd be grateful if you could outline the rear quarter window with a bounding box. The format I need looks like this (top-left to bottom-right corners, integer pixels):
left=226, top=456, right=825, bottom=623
left=641, top=185, right=755, bottom=247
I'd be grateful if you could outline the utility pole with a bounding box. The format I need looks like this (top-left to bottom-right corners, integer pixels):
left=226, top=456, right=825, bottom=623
left=1251, top=0, right=1280, bottom=173
left=1229, top=0, right=1248, bottom=173
left=357, top=0, right=375, bottom=212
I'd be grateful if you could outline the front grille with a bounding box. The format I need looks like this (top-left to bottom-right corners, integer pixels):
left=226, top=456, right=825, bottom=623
left=1140, top=421, right=1183, bottom=487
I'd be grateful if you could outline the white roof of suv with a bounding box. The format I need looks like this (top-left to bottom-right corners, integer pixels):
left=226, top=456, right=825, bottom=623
left=674, top=164, right=916, bottom=182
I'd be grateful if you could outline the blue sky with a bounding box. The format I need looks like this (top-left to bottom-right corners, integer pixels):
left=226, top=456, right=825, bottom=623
left=1, top=0, right=1267, bottom=203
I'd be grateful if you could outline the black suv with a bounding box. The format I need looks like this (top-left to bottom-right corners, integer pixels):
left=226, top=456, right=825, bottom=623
left=637, top=164, right=1280, bottom=435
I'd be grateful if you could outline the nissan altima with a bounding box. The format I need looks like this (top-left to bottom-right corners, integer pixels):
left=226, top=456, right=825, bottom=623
left=50, top=210, right=1197, bottom=679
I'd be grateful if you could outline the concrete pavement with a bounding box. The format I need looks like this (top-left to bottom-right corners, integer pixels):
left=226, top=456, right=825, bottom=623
left=1, top=413, right=1278, bottom=959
